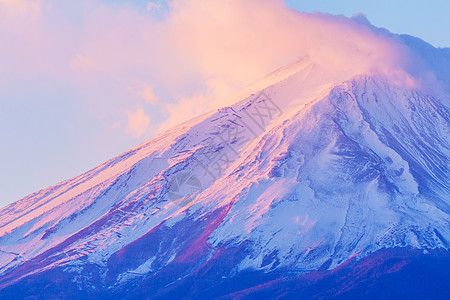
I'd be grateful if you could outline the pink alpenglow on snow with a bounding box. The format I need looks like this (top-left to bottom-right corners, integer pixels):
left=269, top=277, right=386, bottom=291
left=0, top=0, right=449, bottom=299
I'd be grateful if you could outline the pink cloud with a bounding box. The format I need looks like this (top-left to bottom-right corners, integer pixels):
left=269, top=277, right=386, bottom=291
left=0, top=0, right=419, bottom=138
left=0, top=0, right=41, bottom=19
left=126, top=106, right=151, bottom=138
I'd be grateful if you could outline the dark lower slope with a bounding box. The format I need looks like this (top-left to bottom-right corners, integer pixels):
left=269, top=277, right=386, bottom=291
left=0, top=248, right=448, bottom=299
left=222, top=248, right=450, bottom=300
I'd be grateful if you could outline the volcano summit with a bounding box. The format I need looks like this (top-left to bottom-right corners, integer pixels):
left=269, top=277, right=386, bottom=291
left=0, top=11, right=449, bottom=300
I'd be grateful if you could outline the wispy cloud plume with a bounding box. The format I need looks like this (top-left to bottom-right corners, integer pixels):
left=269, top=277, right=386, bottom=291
left=126, top=106, right=151, bottom=138
left=0, top=0, right=417, bottom=138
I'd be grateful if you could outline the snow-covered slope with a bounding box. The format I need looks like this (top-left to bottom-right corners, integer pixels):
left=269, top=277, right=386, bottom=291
left=0, top=31, right=449, bottom=298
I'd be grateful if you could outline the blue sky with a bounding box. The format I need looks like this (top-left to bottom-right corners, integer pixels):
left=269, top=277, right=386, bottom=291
left=285, top=0, right=450, bottom=47
left=0, top=0, right=448, bottom=208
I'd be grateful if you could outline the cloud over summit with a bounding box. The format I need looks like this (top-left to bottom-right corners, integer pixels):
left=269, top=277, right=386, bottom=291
left=0, top=0, right=418, bottom=135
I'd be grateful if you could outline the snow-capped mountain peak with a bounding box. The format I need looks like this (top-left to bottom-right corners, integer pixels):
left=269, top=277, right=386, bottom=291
left=0, top=27, right=449, bottom=299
